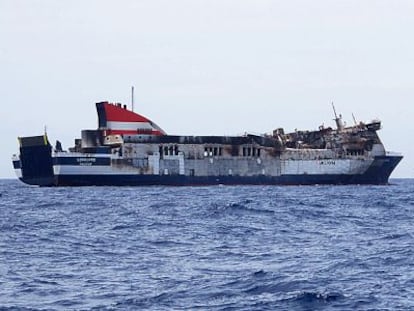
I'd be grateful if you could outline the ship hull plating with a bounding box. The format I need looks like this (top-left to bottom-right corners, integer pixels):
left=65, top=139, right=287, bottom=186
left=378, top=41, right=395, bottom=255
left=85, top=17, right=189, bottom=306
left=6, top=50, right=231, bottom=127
left=15, top=154, right=402, bottom=187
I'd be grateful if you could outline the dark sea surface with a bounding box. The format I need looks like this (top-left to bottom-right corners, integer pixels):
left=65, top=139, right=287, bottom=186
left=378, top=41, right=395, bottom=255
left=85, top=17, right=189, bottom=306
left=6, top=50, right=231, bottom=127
left=1, top=179, right=414, bottom=310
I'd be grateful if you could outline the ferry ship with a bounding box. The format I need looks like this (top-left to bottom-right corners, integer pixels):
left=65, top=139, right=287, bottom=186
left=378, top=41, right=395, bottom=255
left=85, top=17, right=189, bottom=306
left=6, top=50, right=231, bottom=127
left=12, top=101, right=402, bottom=186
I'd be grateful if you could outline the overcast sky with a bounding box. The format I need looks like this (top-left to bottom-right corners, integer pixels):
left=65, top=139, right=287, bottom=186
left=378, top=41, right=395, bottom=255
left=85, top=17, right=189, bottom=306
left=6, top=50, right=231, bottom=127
left=1, top=0, right=413, bottom=178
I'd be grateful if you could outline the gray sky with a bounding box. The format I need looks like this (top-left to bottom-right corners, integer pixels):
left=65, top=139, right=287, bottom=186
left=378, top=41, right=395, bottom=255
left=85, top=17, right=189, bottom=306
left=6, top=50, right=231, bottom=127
left=1, top=0, right=413, bottom=178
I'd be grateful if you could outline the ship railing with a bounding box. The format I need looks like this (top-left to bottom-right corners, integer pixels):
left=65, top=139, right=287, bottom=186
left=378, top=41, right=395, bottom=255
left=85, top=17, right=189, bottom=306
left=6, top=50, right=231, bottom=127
left=53, top=151, right=112, bottom=158
left=386, top=151, right=403, bottom=157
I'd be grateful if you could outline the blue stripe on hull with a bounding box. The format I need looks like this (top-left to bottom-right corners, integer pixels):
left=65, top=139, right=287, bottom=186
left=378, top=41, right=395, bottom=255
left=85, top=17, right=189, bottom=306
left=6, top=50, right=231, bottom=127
left=53, top=174, right=353, bottom=186
left=17, top=174, right=392, bottom=187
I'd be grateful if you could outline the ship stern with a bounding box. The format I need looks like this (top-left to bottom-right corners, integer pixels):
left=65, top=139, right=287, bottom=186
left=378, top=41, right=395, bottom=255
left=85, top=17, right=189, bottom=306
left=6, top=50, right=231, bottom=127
left=13, top=135, right=56, bottom=186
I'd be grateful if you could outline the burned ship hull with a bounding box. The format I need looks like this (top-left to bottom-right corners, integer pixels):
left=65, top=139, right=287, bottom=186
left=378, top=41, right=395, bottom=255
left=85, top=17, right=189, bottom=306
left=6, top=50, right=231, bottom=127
left=12, top=102, right=402, bottom=186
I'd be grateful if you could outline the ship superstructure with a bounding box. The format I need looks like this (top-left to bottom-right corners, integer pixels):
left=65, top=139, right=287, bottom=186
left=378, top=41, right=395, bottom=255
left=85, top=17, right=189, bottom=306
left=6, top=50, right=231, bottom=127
left=12, top=101, right=402, bottom=186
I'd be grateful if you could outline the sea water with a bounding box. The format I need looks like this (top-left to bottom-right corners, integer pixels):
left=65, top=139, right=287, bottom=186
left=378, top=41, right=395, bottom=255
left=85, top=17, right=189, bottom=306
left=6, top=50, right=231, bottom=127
left=1, top=179, right=413, bottom=310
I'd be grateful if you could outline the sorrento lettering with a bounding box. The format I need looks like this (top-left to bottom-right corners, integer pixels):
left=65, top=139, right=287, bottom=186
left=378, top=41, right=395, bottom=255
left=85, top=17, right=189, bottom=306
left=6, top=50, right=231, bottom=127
left=77, top=158, right=96, bottom=166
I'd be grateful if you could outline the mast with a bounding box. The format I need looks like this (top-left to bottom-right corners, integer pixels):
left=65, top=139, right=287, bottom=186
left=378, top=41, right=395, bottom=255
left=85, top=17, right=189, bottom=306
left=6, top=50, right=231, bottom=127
left=331, top=102, right=344, bottom=131
left=352, top=113, right=357, bottom=125
left=131, top=86, right=135, bottom=112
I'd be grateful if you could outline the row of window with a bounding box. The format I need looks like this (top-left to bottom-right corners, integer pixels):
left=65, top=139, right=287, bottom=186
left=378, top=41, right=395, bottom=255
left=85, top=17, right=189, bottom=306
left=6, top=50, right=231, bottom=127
left=203, top=146, right=262, bottom=157
left=204, top=147, right=223, bottom=157
left=242, top=147, right=261, bottom=157
left=346, top=149, right=364, bottom=156
left=158, top=145, right=263, bottom=157
left=159, top=145, right=179, bottom=156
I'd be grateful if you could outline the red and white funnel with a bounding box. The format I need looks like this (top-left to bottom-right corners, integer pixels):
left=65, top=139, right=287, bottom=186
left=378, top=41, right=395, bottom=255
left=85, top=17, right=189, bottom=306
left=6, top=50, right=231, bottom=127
left=96, top=101, right=166, bottom=136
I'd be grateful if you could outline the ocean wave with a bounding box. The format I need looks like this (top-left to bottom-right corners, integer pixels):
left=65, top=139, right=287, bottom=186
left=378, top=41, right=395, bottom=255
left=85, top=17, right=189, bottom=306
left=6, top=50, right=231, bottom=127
left=1, top=180, right=414, bottom=310
left=287, top=290, right=346, bottom=305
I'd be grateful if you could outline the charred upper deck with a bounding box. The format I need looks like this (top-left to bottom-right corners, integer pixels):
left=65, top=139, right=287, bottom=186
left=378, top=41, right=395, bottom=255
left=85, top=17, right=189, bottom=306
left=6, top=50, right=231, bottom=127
left=65, top=101, right=385, bottom=160
left=281, top=119, right=383, bottom=155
